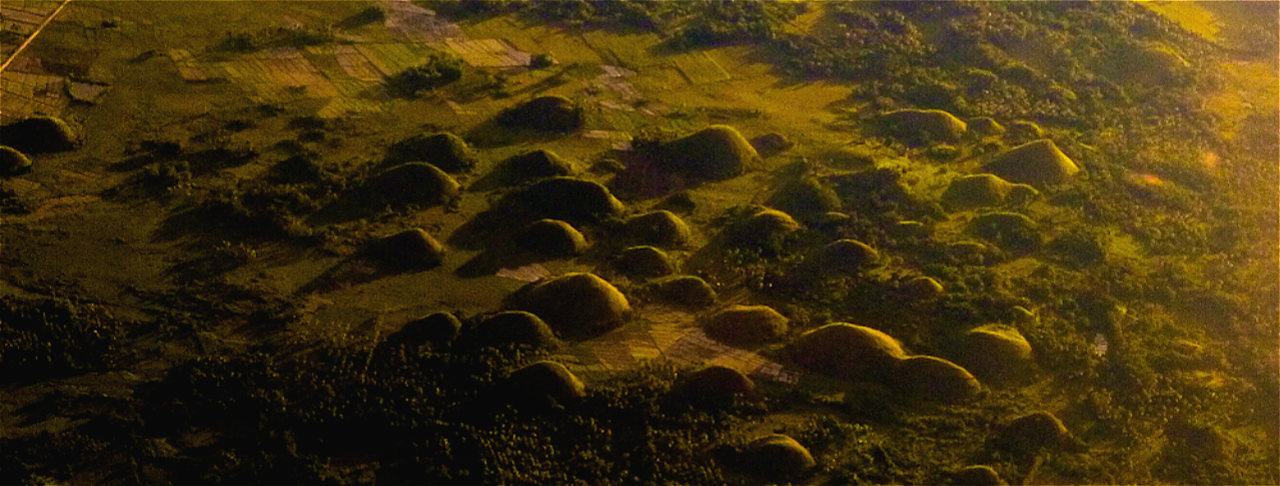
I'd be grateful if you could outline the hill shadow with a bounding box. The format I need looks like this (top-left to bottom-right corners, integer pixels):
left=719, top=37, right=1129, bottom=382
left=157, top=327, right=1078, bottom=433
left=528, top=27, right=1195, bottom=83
left=463, top=118, right=576, bottom=149
left=453, top=240, right=552, bottom=279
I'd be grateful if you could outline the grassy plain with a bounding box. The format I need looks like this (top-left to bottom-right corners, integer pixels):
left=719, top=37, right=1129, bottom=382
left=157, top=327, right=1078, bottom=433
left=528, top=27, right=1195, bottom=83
left=1, top=1, right=1277, bottom=484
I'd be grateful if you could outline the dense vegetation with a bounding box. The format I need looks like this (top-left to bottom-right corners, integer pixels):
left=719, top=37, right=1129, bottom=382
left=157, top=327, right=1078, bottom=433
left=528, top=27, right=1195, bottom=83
left=385, top=54, right=465, bottom=97
left=1, top=339, right=764, bottom=485
left=2, top=0, right=1276, bottom=484
left=0, top=297, right=132, bottom=384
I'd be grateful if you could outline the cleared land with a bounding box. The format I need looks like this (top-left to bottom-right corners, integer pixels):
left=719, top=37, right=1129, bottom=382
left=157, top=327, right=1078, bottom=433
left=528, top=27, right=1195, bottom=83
left=1, top=1, right=1277, bottom=485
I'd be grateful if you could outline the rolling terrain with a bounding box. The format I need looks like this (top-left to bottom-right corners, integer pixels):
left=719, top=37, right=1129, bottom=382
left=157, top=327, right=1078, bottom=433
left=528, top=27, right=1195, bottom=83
left=1, top=1, right=1277, bottom=484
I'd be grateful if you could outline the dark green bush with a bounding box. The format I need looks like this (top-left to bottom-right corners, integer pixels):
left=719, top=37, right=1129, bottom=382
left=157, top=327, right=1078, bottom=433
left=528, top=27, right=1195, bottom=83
left=669, top=1, right=803, bottom=49
left=0, top=185, right=31, bottom=214
left=337, top=6, right=384, bottom=28
left=385, top=53, right=464, bottom=97
left=197, top=182, right=321, bottom=239
left=131, top=343, right=759, bottom=485
left=0, top=296, right=131, bottom=383
left=213, top=27, right=334, bottom=53
left=138, top=161, right=191, bottom=193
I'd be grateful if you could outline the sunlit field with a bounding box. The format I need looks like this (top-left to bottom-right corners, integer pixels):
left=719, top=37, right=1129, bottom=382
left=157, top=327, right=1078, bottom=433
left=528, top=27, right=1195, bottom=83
left=2, top=1, right=1277, bottom=484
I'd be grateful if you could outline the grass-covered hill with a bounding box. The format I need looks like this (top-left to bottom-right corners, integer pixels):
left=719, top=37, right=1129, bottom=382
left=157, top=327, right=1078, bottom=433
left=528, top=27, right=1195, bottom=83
left=1, top=1, right=1276, bottom=484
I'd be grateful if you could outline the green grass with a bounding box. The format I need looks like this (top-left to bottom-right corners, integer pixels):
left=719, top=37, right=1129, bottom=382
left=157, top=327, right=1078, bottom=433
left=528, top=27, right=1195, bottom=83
left=1, top=0, right=1276, bottom=484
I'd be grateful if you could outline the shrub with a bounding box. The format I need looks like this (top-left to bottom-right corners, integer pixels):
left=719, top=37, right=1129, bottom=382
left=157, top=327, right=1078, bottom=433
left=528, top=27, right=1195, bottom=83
left=0, top=296, right=130, bottom=383
left=128, top=347, right=755, bottom=485
left=338, top=6, right=384, bottom=28
left=529, top=53, right=555, bottom=68
left=213, top=27, right=334, bottom=53
left=138, top=161, right=192, bottom=193
left=385, top=53, right=464, bottom=97
left=197, top=182, right=319, bottom=239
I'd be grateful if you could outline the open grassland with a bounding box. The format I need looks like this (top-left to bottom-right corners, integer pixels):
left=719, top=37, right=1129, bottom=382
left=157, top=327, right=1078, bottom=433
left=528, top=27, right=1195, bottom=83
left=2, top=1, right=1277, bottom=484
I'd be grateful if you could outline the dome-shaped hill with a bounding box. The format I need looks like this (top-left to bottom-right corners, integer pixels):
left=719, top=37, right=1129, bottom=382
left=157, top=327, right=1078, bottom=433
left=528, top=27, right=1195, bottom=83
left=953, top=465, right=1004, bottom=486
left=499, top=149, right=573, bottom=182
left=466, top=311, right=559, bottom=349
left=364, top=162, right=461, bottom=208
left=943, top=173, right=1015, bottom=210
left=505, top=177, right=624, bottom=223
left=497, top=95, right=584, bottom=132
left=657, top=125, right=759, bottom=181
left=615, top=246, right=673, bottom=278
left=517, top=219, right=588, bottom=257
left=624, top=210, right=691, bottom=248
left=792, top=323, right=906, bottom=378
left=768, top=177, right=842, bottom=219
left=1004, top=121, right=1044, bottom=144
left=983, top=139, right=1079, bottom=188
left=387, top=132, right=478, bottom=173
left=504, top=361, right=586, bottom=409
left=382, top=312, right=461, bottom=349
left=512, top=273, right=630, bottom=337
left=368, top=228, right=446, bottom=270
left=891, top=355, right=982, bottom=402
left=750, top=132, right=792, bottom=156
left=876, top=109, right=968, bottom=144
left=903, top=275, right=944, bottom=298
left=670, top=365, right=756, bottom=406
left=967, top=117, right=1006, bottom=137
left=958, top=324, right=1034, bottom=383
left=0, top=116, right=77, bottom=153
left=1114, top=42, right=1191, bottom=86
left=645, top=275, right=717, bottom=308
left=702, top=305, right=788, bottom=346
left=997, top=411, right=1082, bottom=454
left=731, top=208, right=800, bottom=249
left=1, top=146, right=33, bottom=175
left=817, top=239, right=880, bottom=273
left=743, top=434, right=815, bottom=480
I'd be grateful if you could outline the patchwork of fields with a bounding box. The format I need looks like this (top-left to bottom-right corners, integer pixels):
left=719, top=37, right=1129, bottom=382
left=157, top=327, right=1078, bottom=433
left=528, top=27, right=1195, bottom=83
left=1, top=1, right=1276, bottom=484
